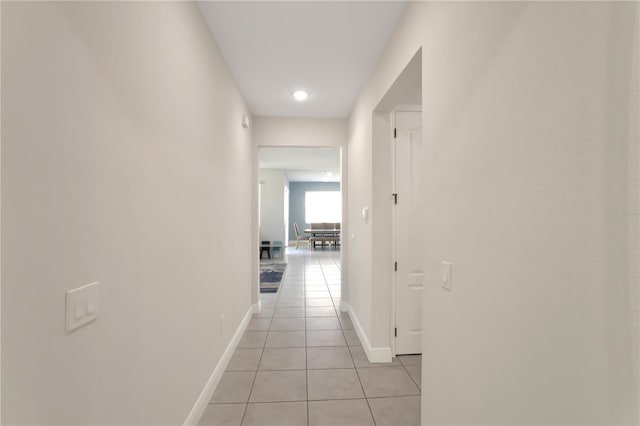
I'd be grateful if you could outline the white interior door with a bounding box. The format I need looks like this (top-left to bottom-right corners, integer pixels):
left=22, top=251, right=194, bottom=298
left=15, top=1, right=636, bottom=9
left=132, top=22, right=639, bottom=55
left=394, top=110, right=423, bottom=355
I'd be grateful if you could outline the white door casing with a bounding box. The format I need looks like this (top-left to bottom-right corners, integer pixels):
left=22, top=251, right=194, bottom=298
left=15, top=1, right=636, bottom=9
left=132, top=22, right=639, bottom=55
left=393, top=110, right=423, bottom=355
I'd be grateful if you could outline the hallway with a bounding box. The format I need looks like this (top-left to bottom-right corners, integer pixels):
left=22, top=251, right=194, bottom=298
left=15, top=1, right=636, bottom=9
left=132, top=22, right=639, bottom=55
left=199, top=248, right=421, bottom=425
left=2, top=2, right=638, bottom=424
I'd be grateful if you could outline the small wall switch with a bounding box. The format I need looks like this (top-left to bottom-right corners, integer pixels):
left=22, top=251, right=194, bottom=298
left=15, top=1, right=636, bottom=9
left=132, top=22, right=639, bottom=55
left=441, top=262, right=452, bottom=291
left=66, top=282, right=99, bottom=333
left=361, top=207, right=369, bottom=223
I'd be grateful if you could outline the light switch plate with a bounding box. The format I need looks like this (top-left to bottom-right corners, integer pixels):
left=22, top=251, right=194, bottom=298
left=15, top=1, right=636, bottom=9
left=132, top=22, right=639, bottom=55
left=66, top=282, right=99, bottom=333
left=441, top=261, right=452, bottom=291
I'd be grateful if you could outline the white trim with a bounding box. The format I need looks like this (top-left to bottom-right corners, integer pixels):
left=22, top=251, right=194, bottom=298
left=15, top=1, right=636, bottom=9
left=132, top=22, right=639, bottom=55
left=253, top=301, right=261, bottom=314
left=183, top=305, right=254, bottom=426
left=390, top=106, right=422, bottom=357
left=393, top=104, right=421, bottom=113
left=345, top=302, right=392, bottom=363
left=339, top=300, right=349, bottom=313
left=390, top=110, right=398, bottom=356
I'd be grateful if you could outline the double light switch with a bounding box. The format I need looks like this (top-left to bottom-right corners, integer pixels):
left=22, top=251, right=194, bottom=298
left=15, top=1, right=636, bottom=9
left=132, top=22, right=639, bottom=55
left=66, top=282, right=99, bottom=333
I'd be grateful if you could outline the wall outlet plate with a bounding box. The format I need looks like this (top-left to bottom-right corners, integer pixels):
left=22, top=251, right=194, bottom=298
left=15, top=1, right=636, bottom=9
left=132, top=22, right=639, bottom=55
left=66, top=282, right=99, bottom=333
left=441, top=261, right=452, bottom=291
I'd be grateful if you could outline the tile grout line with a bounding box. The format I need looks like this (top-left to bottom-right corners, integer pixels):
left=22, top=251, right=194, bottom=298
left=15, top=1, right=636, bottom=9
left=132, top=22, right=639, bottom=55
left=214, top=396, right=388, bottom=405
left=399, top=358, right=421, bottom=392
left=323, top=258, right=379, bottom=425
left=341, top=320, right=378, bottom=425
left=250, top=247, right=369, bottom=425
left=240, top=256, right=286, bottom=426
left=304, top=247, right=310, bottom=426
left=329, top=249, right=379, bottom=426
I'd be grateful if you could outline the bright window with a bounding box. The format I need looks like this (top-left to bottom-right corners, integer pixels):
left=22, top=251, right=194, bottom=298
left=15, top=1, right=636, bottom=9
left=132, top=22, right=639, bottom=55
left=305, top=191, right=341, bottom=223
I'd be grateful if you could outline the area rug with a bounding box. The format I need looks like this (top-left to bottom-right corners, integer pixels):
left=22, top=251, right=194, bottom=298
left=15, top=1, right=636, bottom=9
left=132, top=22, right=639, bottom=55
left=260, top=263, right=287, bottom=293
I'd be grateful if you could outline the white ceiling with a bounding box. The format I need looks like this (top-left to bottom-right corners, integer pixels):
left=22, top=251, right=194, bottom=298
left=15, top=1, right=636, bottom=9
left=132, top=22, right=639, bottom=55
left=259, top=147, right=340, bottom=182
left=197, top=1, right=407, bottom=118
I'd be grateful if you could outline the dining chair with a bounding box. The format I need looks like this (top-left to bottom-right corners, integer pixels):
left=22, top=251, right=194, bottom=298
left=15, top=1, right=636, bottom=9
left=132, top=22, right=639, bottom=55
left=293, top=223, right=310, bottom=249
left=272, top=241, right=283, bottom=259
left=260, top=240, right=271, bottom=259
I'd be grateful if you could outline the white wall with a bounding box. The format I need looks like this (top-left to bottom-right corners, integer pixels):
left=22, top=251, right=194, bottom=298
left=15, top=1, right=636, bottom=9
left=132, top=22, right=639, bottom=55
left=259, top=169, right=288, bottom=244
left=253, top=116, right=346, bottom=148
left=2, top=3, right=254, bottom=424
left=348, top=1, right=639, bottom=424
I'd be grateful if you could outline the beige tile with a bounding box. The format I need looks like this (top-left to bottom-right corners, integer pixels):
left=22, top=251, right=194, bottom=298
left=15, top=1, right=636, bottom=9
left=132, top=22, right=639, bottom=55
left=198, top=403, right=246, bottom=426
left=238, top=332, right=268, bottom=349
left=265, top=331, right=306, bottom=348
left=307, top=346, right=354, bottom=369
left=259, top=348, right=306, bottom=371
left=357, top=367, right=420, bottom=398
left=343, top=329, right=362, bottom=346
left=242, top=402, right=307, bottom=426
left=404, top=364, right=421, bottom=389
left=211, top=372, right=255, bottom=403
left=304, top=285, right=327, bottom=292
left=273, top=307, right=305, bottom=318
left=398, top=354, right=422, bottom=366
left=307, top=330, right=346, bottom=347
left=305, top=298, right=335, bottom=307
left=349, top=346, right=401, bottom=368
left=270, top=318, right=306, bottom=331
left=338, top=316, right=354, bottom=330
left=246, top=318, right=271, bottom=332
left=279, top=291, right=304, bottom=299
left=249, top=370, right=307, bottom=402
left=368, top=396, right=421, bottom=426
left=276, top=299, right=305, bottom=308
left=260, top=295, right=278, bottom=302
left=254, top=308, right=274, bottom=319
left=307, top=369, right=364, bottom=400
left=306, top=317, right=341, bottom=330
left=306, top=291, right=331, bottom=299
left=308, top=400, right=374, bottom=426
left=306, top=307, right=337, bottom=317
left=227, top=349, right=262, bottom=372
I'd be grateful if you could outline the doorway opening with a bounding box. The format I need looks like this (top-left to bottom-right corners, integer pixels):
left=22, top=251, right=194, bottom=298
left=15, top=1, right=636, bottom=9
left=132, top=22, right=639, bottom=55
left=372, top=49, right=422, bottom=356
left=258, top=146, right=341, bottom=251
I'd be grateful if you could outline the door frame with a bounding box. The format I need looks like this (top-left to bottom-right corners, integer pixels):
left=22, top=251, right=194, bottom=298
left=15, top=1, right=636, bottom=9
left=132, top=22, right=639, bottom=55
left=254, top=145, right=347, bottom=313
left=390, top=105, right=422, bottom=356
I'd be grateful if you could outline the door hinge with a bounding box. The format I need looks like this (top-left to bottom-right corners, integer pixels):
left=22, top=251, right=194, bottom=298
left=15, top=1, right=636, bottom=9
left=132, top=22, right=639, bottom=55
left=392, top=193, right=398, bottom=204
left=394, top=327, right=397, bottom=337
left=394, top=128, right=397, bottom=138
left=394, top=261, right=398, bottom=272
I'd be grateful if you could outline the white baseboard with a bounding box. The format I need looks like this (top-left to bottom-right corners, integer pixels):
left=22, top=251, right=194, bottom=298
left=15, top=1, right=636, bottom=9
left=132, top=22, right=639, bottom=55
left=339, top=300, right=349, bottom=313
left=253, top=301, right=261, bottom=314
left=183, top=305, right=254, bottom=425
left=345, top=302, right=392, bottom=363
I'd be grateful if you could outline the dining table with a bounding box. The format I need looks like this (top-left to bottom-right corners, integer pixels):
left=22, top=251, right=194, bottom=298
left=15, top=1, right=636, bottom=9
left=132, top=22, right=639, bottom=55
left=303, top=228, right=341, bottom=236
left=304, top=228, right=341, bottom=249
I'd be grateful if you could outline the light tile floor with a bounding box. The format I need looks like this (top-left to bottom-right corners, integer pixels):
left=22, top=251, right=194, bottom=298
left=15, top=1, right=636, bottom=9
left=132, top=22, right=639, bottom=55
left=200, top=247, right=421, bottom=426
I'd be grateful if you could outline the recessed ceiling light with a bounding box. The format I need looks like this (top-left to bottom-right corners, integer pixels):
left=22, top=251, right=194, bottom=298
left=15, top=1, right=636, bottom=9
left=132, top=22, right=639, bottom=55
left=293, top=90, right=308, bottom=101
